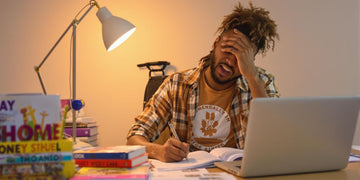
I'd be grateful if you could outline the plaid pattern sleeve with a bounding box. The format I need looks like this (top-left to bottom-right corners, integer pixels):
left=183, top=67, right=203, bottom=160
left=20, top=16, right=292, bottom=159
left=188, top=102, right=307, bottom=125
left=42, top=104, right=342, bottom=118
left=127, top=67, right=200, bottom=142
left=258, top=67, right=280, bottom=98
left=127, top=75, right=174, bottom=142
left=232, top=67, right=280, bottom=149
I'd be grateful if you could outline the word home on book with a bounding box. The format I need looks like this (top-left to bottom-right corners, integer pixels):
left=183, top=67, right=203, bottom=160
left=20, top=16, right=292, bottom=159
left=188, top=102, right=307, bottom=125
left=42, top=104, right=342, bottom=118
left=0, top=94, right=62, bottom=142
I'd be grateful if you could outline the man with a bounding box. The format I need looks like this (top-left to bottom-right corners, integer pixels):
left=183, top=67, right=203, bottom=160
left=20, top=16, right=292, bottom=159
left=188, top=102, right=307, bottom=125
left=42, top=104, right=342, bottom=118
left=127, top=2, right=279, bottom=162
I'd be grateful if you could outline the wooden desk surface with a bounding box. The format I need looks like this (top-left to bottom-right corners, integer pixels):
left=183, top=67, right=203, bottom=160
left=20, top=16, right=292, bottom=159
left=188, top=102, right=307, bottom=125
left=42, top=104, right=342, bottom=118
left=207, top=162, right=360, bottom=180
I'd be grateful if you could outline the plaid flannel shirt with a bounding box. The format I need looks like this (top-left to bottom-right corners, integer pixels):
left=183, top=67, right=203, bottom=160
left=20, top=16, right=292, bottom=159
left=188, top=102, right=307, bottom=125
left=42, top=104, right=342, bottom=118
left=127, top=62, right=279, bottom=149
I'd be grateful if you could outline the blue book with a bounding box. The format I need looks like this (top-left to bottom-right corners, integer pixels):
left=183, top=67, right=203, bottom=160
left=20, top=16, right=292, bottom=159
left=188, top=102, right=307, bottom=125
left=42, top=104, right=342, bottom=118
left=0, top=151, right=73, bottom=164
left=73, top=145, right=146, bottom=160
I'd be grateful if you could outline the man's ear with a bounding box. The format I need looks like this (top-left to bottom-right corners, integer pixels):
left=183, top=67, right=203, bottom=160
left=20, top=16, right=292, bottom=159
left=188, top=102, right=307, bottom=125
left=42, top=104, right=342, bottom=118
left=212, top=36, right=220, bottom=49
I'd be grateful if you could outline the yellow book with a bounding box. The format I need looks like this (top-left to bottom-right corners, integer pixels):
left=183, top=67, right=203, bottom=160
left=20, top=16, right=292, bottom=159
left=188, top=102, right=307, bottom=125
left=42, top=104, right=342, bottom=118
left=71, top=163, right=149, bottom=179
left=0, top=160, right=76, bottom=179
left=0, top=139, right=73, bottom=154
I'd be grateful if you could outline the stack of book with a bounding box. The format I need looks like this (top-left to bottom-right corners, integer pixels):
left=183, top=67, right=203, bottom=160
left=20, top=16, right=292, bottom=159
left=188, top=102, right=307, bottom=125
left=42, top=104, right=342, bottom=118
left=72, top=145, right=148, bottom=168
left=64, top=116, right=98, bottom=146
left=0, top=94, right=75, bottom=179
left=61, top=99, right=98, bottom=146
left=71, top=145, right=149, bottom=179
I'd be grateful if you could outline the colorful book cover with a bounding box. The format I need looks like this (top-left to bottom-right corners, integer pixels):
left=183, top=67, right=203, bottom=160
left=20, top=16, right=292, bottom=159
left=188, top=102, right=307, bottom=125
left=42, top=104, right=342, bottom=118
left=0, top=94, right=62, bottom=142
left=0, top=151, right=73, bottom=164
left=73, top=145, right=146, bottom=159
left=74, top=153, right=148, bottom=168
left=70, top=163, right=149, bottom=180
left=64, top=127, right=98, bottom=137
left=0, top=139, right=73, bottom=154
left=0, top=160, right=76, bottom=179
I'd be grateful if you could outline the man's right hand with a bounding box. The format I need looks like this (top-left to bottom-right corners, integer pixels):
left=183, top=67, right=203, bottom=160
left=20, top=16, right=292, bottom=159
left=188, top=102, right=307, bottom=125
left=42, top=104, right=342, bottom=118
left=157, top=138, right=189, bottom=162
left=127, top=135, right=189, bottom=162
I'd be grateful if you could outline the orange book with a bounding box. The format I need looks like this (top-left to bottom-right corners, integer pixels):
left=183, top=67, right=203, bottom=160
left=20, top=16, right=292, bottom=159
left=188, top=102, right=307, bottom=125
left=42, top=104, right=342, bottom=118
left=75, top=153, right=148, bottom=168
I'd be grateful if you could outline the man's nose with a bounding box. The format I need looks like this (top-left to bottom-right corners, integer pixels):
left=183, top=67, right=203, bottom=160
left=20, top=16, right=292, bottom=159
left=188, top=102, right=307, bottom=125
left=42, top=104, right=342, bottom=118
left=225, top=55, right=237, bottom=66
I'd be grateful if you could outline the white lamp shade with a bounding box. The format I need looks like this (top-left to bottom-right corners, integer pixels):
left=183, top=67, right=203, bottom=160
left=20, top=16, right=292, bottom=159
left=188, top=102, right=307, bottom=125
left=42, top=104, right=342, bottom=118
left=97, top=7, right=136, bottom=51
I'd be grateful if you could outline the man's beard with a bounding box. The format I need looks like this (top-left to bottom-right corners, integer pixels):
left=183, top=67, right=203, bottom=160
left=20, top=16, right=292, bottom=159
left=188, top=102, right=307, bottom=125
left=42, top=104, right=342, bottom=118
left=209, top=52, right=240, bottom=85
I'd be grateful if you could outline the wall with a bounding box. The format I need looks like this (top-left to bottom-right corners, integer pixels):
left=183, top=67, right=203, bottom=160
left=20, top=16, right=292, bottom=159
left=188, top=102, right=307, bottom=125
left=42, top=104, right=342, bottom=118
left=0, top=0, right=359, bottom=146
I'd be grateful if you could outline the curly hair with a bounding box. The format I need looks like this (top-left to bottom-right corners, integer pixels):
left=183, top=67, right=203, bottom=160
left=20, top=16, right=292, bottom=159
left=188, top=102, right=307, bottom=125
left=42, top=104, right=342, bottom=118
left=201, top=2, right=279, bottom=64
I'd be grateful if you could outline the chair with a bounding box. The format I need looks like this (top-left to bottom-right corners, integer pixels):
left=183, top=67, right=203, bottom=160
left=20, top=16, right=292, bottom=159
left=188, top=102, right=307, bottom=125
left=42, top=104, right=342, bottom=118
left=137, top=61, right=171, bottom=144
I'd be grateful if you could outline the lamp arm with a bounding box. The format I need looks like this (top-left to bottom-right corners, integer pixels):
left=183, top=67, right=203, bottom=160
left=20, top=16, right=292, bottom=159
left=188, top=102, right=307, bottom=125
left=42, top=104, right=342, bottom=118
left=34, top=1, right=99, bottom=94
left=35, top=70, right=47, bottom=95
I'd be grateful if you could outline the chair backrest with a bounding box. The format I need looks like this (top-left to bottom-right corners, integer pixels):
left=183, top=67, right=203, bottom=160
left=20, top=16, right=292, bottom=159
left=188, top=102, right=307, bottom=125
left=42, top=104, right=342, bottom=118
left=137, top=61, right=171, bottom=144
left=143, top=76, right=168, bottom=109
left=137, top=61, right=170, bottom=109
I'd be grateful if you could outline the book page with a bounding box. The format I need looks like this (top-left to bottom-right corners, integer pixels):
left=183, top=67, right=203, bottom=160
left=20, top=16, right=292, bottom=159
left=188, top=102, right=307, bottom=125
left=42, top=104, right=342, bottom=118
left=150, top=151, right=220, bottom=171
left=209, top=147, right=243, bottom=161
left=151, top=168, right=237, bottom=180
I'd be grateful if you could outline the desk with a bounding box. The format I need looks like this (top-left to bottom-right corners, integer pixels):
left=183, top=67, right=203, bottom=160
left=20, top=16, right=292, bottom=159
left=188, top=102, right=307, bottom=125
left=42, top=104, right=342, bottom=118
left=207, top=162, right=360, bottom=180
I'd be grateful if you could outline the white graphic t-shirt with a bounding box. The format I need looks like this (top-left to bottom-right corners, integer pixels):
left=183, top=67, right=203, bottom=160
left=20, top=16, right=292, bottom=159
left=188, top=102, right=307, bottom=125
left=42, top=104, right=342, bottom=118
left=191, top=72, right=237, bottom=152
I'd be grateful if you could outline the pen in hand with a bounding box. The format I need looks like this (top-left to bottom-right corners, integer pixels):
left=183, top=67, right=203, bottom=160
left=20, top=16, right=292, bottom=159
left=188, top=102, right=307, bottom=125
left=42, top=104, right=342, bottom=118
left=168, top=121, right=189, bottom=160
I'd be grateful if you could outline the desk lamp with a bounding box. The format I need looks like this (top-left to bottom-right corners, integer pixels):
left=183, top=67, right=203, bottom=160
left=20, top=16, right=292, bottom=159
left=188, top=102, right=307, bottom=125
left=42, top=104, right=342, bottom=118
left=34, top=0, right=136, bottom=143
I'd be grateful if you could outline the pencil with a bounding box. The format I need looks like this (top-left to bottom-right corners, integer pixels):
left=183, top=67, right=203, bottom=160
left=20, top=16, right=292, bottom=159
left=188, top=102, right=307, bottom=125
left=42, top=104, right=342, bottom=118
left=168, top=121, right=188, bottom=160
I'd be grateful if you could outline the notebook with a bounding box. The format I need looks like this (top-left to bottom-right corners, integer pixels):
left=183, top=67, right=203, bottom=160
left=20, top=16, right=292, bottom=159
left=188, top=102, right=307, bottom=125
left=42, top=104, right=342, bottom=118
left=215, top=96, right=360, bottom=177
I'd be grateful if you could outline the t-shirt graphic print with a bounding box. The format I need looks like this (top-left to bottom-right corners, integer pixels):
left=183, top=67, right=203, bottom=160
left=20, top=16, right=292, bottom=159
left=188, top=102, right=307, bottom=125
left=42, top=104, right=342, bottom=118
left=191, top=104, right=232, bottom=151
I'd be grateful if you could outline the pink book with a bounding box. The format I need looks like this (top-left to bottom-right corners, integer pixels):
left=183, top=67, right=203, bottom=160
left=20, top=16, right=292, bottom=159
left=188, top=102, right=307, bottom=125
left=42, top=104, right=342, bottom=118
left=64, top=127, right=98, bottom=137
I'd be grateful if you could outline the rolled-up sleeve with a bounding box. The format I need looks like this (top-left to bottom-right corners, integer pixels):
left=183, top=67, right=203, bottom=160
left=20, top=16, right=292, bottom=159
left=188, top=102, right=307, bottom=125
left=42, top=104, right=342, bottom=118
left=127, top=77, right=173, bottom=142
left=258, top=67, right=280, bottom=98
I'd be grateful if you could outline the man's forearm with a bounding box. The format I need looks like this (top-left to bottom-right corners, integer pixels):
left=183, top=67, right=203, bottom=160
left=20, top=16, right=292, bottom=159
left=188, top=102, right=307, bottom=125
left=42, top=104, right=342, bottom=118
left=127, top=135, right=162, bottom=159
left=246, top=76, right=268, bottom=98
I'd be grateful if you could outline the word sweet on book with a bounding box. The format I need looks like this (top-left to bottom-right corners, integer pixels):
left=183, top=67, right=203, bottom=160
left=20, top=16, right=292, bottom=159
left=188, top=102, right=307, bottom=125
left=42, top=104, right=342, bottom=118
left=150, top=147, right=243, bottom=171
left=73, top=145, right=146, bottom=159
left=0, top=139, right=73, bottom=154
left=75, top=153, right=148, bottom=168
left=0, top=94, right=62, bottom=142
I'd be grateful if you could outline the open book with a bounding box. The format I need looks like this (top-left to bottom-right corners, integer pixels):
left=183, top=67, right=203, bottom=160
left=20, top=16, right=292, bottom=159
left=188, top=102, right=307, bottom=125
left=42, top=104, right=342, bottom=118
left=150, top=147, right=243, bottom=171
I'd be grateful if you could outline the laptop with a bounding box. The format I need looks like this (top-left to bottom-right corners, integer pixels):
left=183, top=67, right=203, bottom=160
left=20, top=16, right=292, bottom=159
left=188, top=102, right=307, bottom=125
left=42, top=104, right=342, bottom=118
left=215, top=96, right=360, bottom=177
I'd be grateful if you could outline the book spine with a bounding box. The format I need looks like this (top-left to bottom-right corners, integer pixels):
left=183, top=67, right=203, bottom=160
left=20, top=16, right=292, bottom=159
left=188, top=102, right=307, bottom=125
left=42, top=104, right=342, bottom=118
left=0, top=160, right=76, bottom=179
left=0, top=139, right=73, bottom=154
left=73, top=152, right=129, bottom=159
left=70, top=174, right=149, bottom=180
left=64, top=127, right=96, bottom=137
left=0, top=151, right=73, bottom=164
left=64, top=124, right=91, bottom=128
left=64, top=122, right=96, bottom=128
left=75, top=159, right=140, bottom=168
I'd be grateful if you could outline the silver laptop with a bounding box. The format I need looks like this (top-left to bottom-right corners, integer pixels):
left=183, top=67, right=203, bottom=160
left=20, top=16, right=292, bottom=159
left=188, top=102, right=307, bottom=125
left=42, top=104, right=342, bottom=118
left=215, top=96, right=360, bottom=177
